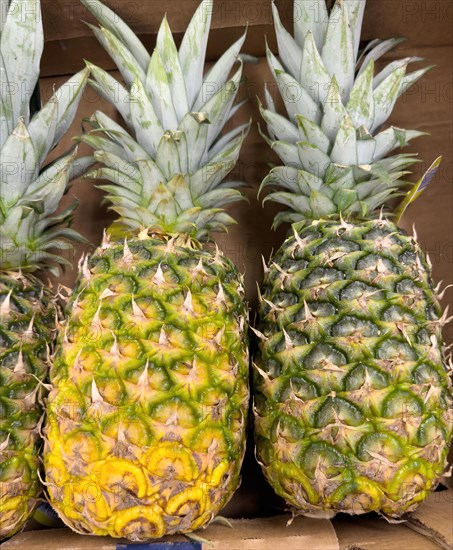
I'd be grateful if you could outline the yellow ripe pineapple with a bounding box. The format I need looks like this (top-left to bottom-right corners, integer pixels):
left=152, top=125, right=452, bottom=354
left=44, top=0, right=250, bottom=540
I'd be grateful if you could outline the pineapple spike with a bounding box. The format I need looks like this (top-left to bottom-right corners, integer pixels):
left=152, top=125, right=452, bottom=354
left=216, top=284, right=227, bottom=305
left=82, top=256, right=92, bottom=281
left=250, top=326, right=269, bottom=342
left=261, top=255, right=270, bottom=274
left=183, top=290, right=195, bottom=315
left=0, top=289, right=12, bottom=319
left=159, top=327, right=169, bottom=347
left=131, top=295, right=146, bottom=320
left=91, top=380, right=104, bottom=404
left=437, top=284, right=453, bottom=301
left=13, top=350, right=26, bottom=375
left=153, top=264, right=166, bottom=286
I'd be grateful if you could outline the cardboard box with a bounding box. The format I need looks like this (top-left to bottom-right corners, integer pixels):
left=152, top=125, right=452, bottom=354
left=3, top=486, right=452, bottom=549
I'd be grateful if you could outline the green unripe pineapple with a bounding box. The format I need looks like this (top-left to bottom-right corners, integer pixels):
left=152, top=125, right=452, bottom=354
left=254, top=0, right=453, bottom=519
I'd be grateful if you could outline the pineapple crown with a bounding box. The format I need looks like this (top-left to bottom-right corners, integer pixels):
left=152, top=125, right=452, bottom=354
left=0, top=0, right=93, bottom=274
left=260, top=0, right=432, bottom=228
left=80, top=0, right=249, bottom=241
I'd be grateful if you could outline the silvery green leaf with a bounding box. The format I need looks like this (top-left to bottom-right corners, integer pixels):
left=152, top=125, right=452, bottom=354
left=297, top=169, right=324, bottom=193
left=151, top=183, right=178, bottom=221
left=374, top=57, right=423, bottom=88
left=272, top=2, right=302, bottom=77
left=96, top=182, right=142, bottom=205
left=76, top=133, right=125, bottom=159
left=272, top=140, right=302, bottom=168
left=260, top=166, right=301, bottom=194
left=175, top=131, right=189, bottom=176
left=104, top=194, right=141, bottom=212
left=297, top=141, right=330, bottom=179
left=275, top=70, right=321, bottom=125
left=296, top=115, right=330, bottom=153
left=27, top=95, right=58, bottom=166
left=25, top=150, right=76, bottom=214
left=335, top=188, right=359, bottom=212
left=146, top=50, right=179, bottom=131
left=309, top=191, right=337, bottom=217
left=129, top=78, right=164, bottom=157
left=260, top=103, right=299, bottom=143
left=356, top=38, right=380, bottom=66
left=346, top=58, right=375, bottom=129
left=371, top=65, right=407, bottom=131
left=293, top=0, right=328, bottom=51
left=358, top=37, right=405, bottom=76
left=331, top=111, right=359, bottom=164
left=322, top=1, right=355, bottom=101
left=264, top=192, right=311, bottom=215
left=205, top=66, right=243, bottom=150
left=69, top=156, right=96, bottom=182
left=344, top=0, right=366, bottom=60
left=81, top=0, right=150, bottom=71
left=190, top=135, right=243, bottom=197
left=198, top=189, right=243, bottom=209
left=210, top=122, right=250, bottom=159
left=272, top=211, right=303, bottom=229
left=267, top=42, right=285, bottom=75
left=179, top=0, right=213, bottom=107
left=0, top=53, right=13, bottom=146
left=156, top=133, right=181, bottom=181
left=166, top=175, right=193, bottom=213
left=0, top=0, right=8, bottom=31
left=300, top=32, right=331, bottom=104
left=92, top=111, right=149, bottom=162
left=398, top=66, right=433, bottom=98
left=320, top=77, right=348, bottom=142
left=89, top=23, right=146, bottom=87
left=135, top=158, right=167, bottom=200
left=374, top=127, right=426, bottom=160
left=325, top=164, right=354, bottom=189
left=357, top=138, right=376, bottom=165
left=178, top=112, right=209, bottom=173
left=156, top=16, right=189, bottom=120
left=90, top=154, right=142, bottom=195
left=46, top=67, right=90, bottom=146
left=194, top=31, right=246, bottom=111
left=0, top=119, right=37, bottom=205
left=87, top=63, right=131, bottom=125
left=0, top=0, right=43, bottom=124
left=264, top=84, right=276, bottom=113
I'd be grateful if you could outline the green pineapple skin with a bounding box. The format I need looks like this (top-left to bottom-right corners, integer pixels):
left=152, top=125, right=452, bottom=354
left=0, top=273, right=58, bottom=538
left=254, top=219, right=453, bottom=518
left=45, top=235, right=249, bottom=539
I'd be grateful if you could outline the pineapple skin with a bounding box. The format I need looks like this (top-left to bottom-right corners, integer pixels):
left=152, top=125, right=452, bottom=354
left=0, top=273, right=58, bottom=537
left=44, top=235, right=249, bottom=540
left=254, top=219, right=453, bottom=518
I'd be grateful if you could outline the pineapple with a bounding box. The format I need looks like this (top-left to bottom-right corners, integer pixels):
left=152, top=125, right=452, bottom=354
left=0, top=0, right=90, bottom=538
left=44, top=0, right=250, bottom=540
left=254, top=0, right=453, bottom=519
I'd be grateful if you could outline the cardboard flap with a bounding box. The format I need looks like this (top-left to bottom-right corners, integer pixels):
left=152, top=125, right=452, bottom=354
left=2, top=516, right=340, bottom=550
left=405, top=487, right=453, bottom=550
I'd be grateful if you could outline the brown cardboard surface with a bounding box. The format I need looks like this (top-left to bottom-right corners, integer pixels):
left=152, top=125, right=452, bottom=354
left=2, top=516, right=340, bottom=550
left=405, top=487, right=453, bottom=550
left=334, top=516, right=442, bottom=550
left=40, top=0, right=453, bottom=76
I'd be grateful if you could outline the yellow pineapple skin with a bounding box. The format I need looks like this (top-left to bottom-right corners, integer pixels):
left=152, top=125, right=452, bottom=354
left=44, top=235, right=249, bottom=540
